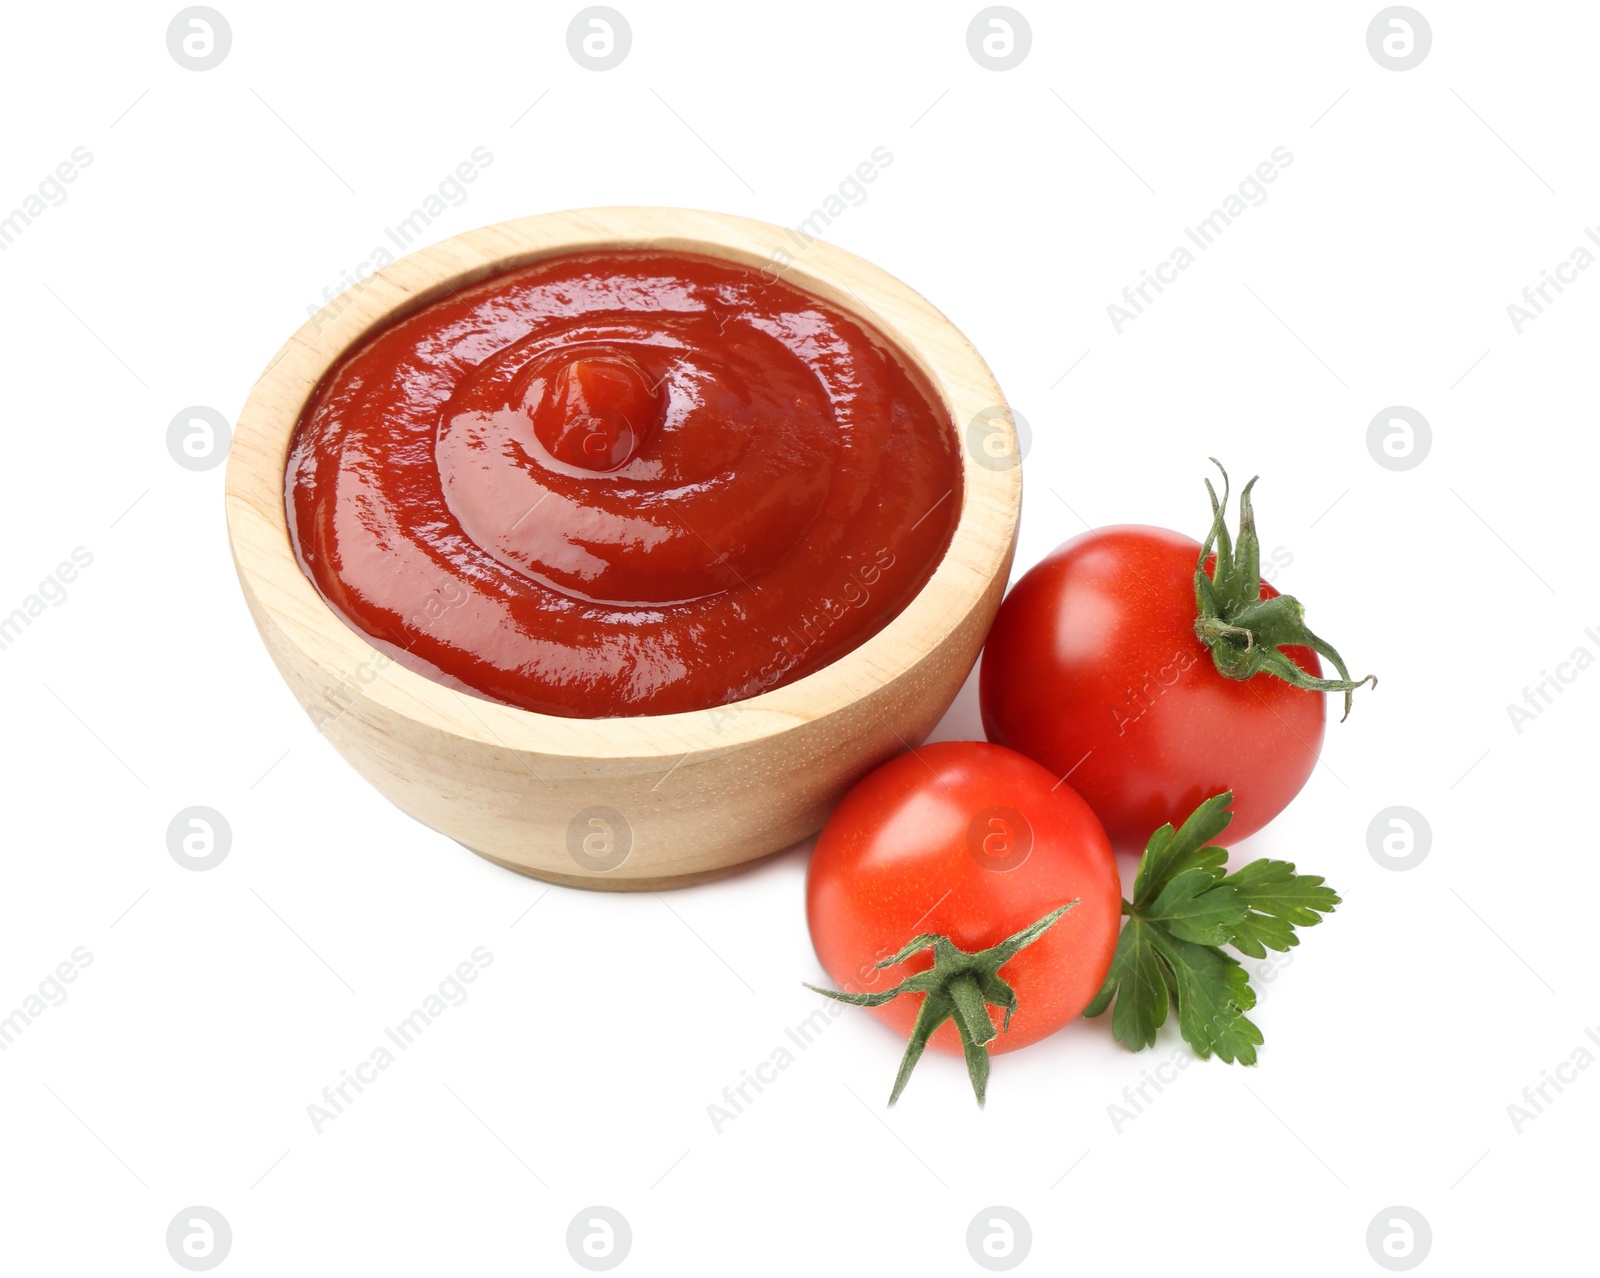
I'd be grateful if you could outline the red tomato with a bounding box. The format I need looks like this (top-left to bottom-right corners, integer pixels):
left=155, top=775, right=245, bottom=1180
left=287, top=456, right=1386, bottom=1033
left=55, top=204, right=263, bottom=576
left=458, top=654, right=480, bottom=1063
left=979, top=525, right=1325, bottom=854
left=806, top=741, right=1121, bottom=1056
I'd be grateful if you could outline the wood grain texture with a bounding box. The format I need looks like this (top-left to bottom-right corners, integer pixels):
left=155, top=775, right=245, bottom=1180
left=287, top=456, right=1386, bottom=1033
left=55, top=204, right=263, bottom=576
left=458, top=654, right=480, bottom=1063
left=225, top=207, right=1021, bottom=887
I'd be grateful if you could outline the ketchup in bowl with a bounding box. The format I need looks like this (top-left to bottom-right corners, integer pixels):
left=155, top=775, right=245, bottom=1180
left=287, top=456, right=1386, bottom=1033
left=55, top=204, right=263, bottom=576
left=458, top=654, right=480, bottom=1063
left=286, top=250, right=962, bottom=718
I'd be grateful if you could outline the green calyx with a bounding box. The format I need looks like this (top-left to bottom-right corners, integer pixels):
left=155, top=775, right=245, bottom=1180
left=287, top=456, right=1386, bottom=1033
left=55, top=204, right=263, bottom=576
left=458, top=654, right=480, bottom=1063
left=1193, top=460, right=1376, bottom=720
left=804, top=902, right=1077, bottom=1107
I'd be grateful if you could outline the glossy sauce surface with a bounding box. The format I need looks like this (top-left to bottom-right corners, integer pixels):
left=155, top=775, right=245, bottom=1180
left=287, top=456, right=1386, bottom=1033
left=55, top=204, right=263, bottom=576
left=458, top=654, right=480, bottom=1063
left=286, top=250, right=962, bottom=718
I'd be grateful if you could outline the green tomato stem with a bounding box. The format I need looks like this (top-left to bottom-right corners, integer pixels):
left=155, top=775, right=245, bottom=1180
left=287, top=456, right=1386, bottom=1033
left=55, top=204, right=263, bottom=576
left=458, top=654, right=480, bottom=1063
left=803, top=901, right=1078, bottom=1107
left=1192, top=460, right=1376, bottom=719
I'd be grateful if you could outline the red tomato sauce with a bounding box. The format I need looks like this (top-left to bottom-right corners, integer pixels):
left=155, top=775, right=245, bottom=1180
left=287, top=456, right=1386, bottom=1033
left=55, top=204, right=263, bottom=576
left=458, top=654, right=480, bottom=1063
left=285, top=250, right=962, bottom=718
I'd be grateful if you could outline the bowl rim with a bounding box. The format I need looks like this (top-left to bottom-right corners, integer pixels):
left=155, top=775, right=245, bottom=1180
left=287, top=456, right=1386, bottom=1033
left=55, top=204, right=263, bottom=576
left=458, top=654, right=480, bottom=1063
left=225, top=206, right=1021, bottom=758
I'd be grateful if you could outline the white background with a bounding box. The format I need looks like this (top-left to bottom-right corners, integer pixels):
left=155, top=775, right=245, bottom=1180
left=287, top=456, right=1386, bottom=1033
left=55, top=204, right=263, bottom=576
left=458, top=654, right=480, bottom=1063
left=2, top=2, right=1595, bottom=1273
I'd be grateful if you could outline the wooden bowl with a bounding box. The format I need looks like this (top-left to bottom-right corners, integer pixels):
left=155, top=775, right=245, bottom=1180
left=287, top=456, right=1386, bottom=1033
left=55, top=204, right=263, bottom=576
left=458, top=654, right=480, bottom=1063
left=226, top=208, right=1021, bottom=889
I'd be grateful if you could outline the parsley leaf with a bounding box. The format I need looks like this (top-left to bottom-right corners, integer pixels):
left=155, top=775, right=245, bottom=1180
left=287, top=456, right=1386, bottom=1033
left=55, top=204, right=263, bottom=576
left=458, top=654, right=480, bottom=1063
left=1085, top=791, right=1338, bottom=1063
left=1148, top=930, right=1261, bottom=1064
left=1083, top=915, right=1167, bottom=1051
left=1223, top=858, right=1342, bottom=959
